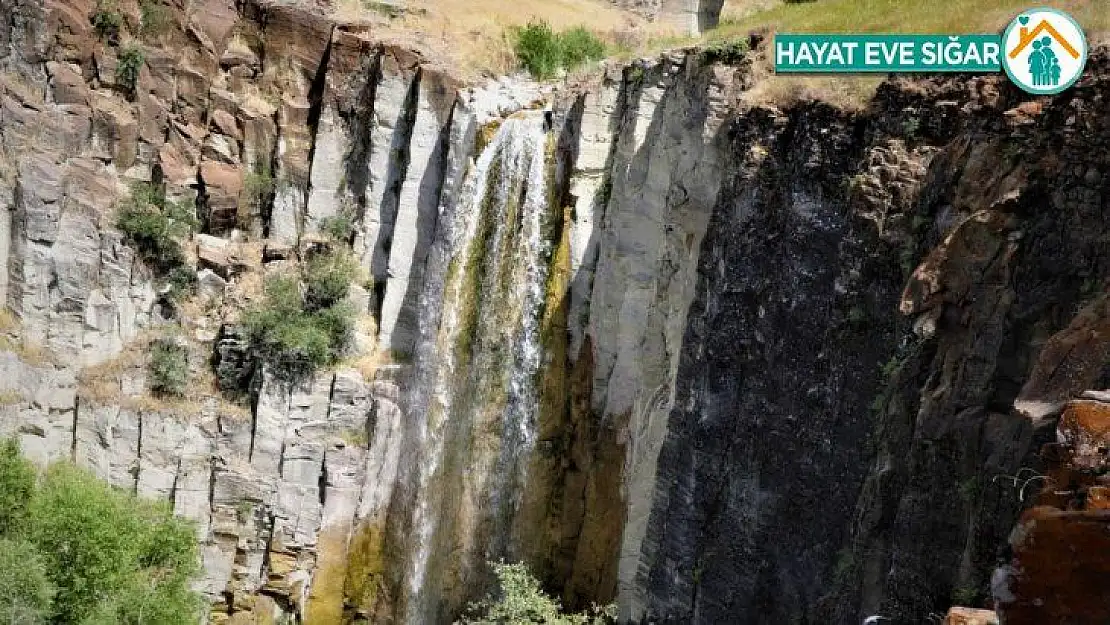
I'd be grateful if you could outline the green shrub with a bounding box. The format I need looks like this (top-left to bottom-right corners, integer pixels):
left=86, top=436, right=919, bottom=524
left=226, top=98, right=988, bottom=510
left=139, top=0, right=173, bottom=39
left=319, top=211, right=355, bottom=243
left=116, top=182, right=197, bottom=298
left=462, top=562, right=615, bottom=625
left=0, top=538, right=54, bottom=625
left=512, top=21, right=607, bottom=79
left=556, top=27, right=606, bottom=69
left=239, top=166, right=274, bottom=229
left=116, top=44, right=146, bottom=98
left=701, top=38, right=749, bottom=64
left=92, top=0, right=123, bottom=43
left=0, top=441, right=203, bottom=625
left=514, top=21, right=563, bottom=79
left=0, top=439, right=34, bottom=535
left=149, top=338, right=188, bottom=397
left=303, top=248, right=358, bottom=311
left=242, top=251, right=356, bottom=380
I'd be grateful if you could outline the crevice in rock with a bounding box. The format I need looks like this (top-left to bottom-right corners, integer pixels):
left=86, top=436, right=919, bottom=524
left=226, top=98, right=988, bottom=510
left=69, top=394, right=79, bottom=462
left=169, top=457, right=181, bottom=504
left=341, top=51, right=382, bottom=224
left=369, top=64, right=422, bottom=282
left=318, top=455, right=327, bottom=508
left=133, top=411, right=143, bottom=495
left=260, top=108, right=281, bottom=238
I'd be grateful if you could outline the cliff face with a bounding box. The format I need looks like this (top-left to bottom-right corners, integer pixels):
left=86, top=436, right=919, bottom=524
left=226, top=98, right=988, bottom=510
left=2, top=0, right=1109, bottom=623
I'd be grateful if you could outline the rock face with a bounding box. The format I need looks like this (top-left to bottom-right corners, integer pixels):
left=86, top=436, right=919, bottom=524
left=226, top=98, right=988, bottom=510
left=3, top=0, right=1110, bottom=623
left=610, top=0, right=725, bottom=34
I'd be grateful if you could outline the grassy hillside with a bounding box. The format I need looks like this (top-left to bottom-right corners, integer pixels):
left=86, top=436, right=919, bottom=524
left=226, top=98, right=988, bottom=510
left=716, top=0, right=1108, bottom=40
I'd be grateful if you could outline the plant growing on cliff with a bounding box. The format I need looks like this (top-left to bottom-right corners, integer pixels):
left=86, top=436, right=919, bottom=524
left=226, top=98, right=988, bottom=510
left=116, top=44, right=146, bottom=99
left=139, top=0, right=173, bottom=40
left=0, top=440, right=203, bottom=625
left=512, top=21, right=606, bottom=79
left=319, top=210, right=355, bottom=243
left=116, top=182, right=198, bottom=299
left=461, top=561, right=616, bottom=624
left=701, top=37, right=749, bottom=64
left=92, top=0, right=123, bottom=43
left=239, top=166, right=274, bottom=230
left=242, top=248, right=356, bottom=380
left=149, top=337, right=189, bottom=397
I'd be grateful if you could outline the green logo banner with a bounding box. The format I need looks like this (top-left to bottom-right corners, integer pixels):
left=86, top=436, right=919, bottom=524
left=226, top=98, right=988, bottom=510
left=774, top=35, right=1003, bottom=73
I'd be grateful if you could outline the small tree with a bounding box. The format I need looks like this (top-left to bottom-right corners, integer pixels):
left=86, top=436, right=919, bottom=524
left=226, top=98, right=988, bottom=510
left=23, top=462, right=202, bottom=625
left=462, top=562, right=615, bottom=625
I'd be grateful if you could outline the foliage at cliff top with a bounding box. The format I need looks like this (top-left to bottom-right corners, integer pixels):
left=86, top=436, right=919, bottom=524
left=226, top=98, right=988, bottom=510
left=461, top=562, right=616, bottom=624
left=513, top=21, right=608, bottom=79
left=242, top=247, right=357, bottom=381
left=331, top=0, right=639, bottom=78
left=0, top=439, right=203, bottom=625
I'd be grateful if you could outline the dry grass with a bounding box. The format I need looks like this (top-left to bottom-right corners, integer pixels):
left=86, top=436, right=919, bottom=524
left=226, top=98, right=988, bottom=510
left=740, top=42, right=884, bottom=111
left=0, top=390, right=24, bottom=406
left=331, top=0, right=645, bottom=78
left=0, top=308, right=57, bottom=366
left=77, top=331, right=249, bottom=419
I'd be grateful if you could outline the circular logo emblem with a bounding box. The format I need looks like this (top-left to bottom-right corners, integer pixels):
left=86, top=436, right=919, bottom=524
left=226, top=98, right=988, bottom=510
left=1001, top=8, right=1088, bottom=95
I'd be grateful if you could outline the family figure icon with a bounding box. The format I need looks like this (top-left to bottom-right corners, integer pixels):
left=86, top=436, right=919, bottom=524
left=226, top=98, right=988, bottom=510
left=1028, top=38, right=1061, bottom=86
left=1006, top=13, right=1083, bottom=90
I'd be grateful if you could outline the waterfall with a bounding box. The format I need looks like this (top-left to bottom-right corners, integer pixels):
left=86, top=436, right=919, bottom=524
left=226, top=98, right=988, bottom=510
left=404, top=111, right=555, bottom=623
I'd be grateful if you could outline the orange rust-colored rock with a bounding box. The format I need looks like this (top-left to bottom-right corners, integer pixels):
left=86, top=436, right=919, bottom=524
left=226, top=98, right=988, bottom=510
left=999, top=507, right=1110, bottom=625
left=944, top=606, right=998, bottom=625
left=996, top=397, right=1110, bottom=625
left=1057, top=399, right=1110, bottom=469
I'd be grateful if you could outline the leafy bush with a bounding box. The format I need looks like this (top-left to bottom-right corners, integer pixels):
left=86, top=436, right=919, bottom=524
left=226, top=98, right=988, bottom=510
left=116, top=44, right=146, bottom=98
left=0, top=441, right=203, bottom=625
left=303, top=248, right=358, bottom=311
left=0, top=538, right=54, bottom=625
left=149, top=338, right=188, bottom=397
left=92, top=0, right=123, bottom=43
left=139, top=0, right=173, bottom=39
left=319, top=211, right=355, bottom=243
left=239, top=167, right=274, bottom=230
left=512, top=21, right=607, bottom=79
left=701, top=38, right=749, bottom=64
left=558, top=27, right=606, bottom=68
left=462, top=562, right=615, bottom=625
left=0, top=439, right=33, bottom=535
left=116, top=182, right=197, bottom=298
left=242, top=249, right=356, bottom=380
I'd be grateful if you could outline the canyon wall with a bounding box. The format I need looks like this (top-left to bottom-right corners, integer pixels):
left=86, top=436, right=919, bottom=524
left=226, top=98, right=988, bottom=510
left=1, top=0, right=1109, bottom=623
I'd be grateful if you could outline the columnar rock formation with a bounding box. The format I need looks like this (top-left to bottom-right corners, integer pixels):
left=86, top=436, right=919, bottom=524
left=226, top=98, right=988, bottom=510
left=1, top=0, right=1109, bottom=623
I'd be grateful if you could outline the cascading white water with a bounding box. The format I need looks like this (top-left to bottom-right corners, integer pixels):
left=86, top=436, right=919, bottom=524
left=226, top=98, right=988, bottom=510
left=405, top=112, right=553, bottom=623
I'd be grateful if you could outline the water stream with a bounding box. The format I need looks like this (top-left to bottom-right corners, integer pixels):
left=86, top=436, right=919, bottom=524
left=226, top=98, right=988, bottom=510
left=405, top=112, right=554, bottom=623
